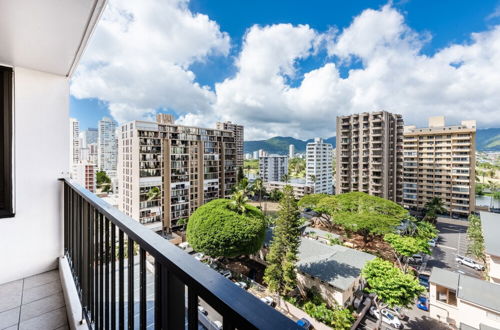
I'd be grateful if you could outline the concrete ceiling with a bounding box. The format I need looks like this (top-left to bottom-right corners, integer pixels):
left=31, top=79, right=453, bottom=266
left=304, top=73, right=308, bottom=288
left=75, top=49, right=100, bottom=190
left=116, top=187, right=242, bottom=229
left=0, top=0, right=107, bottom=77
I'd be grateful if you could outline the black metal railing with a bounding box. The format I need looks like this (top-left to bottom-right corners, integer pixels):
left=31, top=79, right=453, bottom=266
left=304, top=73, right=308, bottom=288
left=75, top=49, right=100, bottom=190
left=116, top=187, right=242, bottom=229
left=62, top=178, right=300, bottom=330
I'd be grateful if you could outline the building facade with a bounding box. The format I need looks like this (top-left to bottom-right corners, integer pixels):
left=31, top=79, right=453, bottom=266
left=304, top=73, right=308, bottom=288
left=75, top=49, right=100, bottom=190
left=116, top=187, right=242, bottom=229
left=259, top=155, right=288, bottom=182
left=402, top=117, right=476, bottom=216
left=118, top=115, right=238, bottom=232
left=72, top=162, right=96, bottom=193
left=289, top=144, right=295, bottom=158
left=98, top=117, right=118, bottom=175
left=306, top=138, right=333, bottom=194
left=216, top=121, right=244, bottom=169
left=336, top=111, right=404, bottom=202
left=264, top=181, right=313, bottom=199
left=69, top=118, right=80, bottom=168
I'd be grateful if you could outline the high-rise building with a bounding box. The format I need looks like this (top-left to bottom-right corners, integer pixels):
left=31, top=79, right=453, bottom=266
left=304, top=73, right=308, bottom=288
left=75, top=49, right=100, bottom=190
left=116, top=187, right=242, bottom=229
left=402, top=116, right=476, bottom=216
left=306, top=138, right=333, bottom=194
left=72, top=162, right=96, bottom=193
left=118, top=115, right=237, bottom=232
left=259, top=155, right=288, bottom=182
left=69, top=118, right=80, bottom=168
left=80, top=128, right=98, bottom=147
left=289, top=144, right=295, bottom=158
left=253, top=151, right=259, bottom=159
left=336, top=111, right=404, bottom=202
left=98, top=117, right=118, bottom=176
left=216, top=121, right=244, bottom=168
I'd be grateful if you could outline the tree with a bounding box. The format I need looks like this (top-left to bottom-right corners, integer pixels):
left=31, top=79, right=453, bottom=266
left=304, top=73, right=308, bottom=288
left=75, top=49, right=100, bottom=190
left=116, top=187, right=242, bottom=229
left=146, top=186, right=161, bottom=200
left=229, top=190, right=249, bottom=214
left=281, top=173, right=290, bottom=183
left=264, top=185, right=302, bottom=296
left=177, top=218, right=188, bottom=231
left=237, top=166, right=245, bottom=183
left=186, top=199, right=266, bottom=258
left=252, top=178, right=265, bottom=209
left=297, top=194, right=333, bottom=227
left=362, top=258, right=425, bottom=329
left=466, top=214, right=485, bottom=264
left=424, top=197, right=447, bottom=223
left=384, top=234, right=430, bottom=272
left=330, top=192, right=407, bottom=244
left=269, top=189, right=284, bottom=202
left=96, top=171, right=111, bottom=185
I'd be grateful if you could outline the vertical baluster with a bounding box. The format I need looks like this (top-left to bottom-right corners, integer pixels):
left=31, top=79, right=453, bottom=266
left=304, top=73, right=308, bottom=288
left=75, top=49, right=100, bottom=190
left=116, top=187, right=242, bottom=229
left=99, top=213, right=104, bottom=330
left=111, top=223, right=116, bottom=330
left=187, top=287, right=198, bottom=330
left=93, top=208, right=99, bottom=328
left=89, top=205, right=95, bottom=326
left=64, top=183, right=68, bottom=256
left=105, top=217, right=110, bottom=329
left=81, top=198, right=89, bottom=322
left=140, top=248, right=147, bottom=329
left=128, top=237, right=134, bottom=330
left=119, top=230, right=125, bottom=330
left=154, top=262, right=165, bottom=330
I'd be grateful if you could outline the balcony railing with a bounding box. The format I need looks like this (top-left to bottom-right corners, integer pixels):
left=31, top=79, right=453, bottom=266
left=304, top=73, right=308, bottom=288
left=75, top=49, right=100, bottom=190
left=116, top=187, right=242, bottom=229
left=61, top=178, right=299, bottom=330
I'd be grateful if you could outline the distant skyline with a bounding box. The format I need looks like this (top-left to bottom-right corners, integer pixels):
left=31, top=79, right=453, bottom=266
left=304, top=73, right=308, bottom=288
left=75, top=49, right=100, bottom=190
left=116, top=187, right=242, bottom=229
left=71, top=0, right=500, bottom=139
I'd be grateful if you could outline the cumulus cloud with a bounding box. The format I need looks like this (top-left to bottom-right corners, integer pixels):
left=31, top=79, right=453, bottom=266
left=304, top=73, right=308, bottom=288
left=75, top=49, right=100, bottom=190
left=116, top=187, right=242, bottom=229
left=215, top=4, right=500, bottom=139
left=71, top=0, right=229, bottom=123
left=73, top=1, right=500, bottom=140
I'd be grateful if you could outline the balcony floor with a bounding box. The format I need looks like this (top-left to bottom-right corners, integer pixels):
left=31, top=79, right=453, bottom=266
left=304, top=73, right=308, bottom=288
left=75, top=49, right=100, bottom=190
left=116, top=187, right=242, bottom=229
left=0, top=270, right=68, bottom=330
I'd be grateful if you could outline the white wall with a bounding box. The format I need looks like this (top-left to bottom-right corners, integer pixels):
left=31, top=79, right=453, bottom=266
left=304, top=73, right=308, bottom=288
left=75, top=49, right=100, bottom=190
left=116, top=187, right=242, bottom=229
left=0, top=67, right=69, bottom=284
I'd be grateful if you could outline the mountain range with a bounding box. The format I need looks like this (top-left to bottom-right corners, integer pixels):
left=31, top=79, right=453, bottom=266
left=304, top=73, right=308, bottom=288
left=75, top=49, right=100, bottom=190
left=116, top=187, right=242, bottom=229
left=244, top=128, right=500, bottom=155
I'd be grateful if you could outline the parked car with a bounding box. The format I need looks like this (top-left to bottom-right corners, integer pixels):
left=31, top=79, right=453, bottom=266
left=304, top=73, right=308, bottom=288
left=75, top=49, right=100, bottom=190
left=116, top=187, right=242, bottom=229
left=296, top=318, right=312, bottom=329
left=455, top=255, right=485, bottom=270
left=369, top=307, right=402, bottom=329
left=197, top=306, right=207, bottom=315
left=428, top=238, right=438, bottom=247
left=387, top=306, right=406, bottom=319
left=408, top=254, right=423, bottom=264
left=219, top=270, right=232, bottom=279
left=418, top=274, right=430, bottom=289
left=417, top=296, right=429, bottom=311
left=193, top=252, right=205, bottom=261
left=260, top=296, right=275, bottom=307
left=235, top=281, right=248, bottom=290
left=213, top=320, right=223, bottom=330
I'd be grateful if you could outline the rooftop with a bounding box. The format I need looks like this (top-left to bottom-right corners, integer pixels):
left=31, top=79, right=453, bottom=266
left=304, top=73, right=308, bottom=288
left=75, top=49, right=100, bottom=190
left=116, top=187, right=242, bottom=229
left=480, top=211, right=500, bottom=257
left=297, top=237, right=375, bottom=291
left=430, top=267, right=500, bottom=313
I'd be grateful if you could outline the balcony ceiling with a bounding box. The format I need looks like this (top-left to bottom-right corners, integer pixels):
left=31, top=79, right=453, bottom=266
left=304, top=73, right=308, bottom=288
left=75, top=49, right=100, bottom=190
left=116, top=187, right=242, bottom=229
left=0, top=0, right=107, bottom=77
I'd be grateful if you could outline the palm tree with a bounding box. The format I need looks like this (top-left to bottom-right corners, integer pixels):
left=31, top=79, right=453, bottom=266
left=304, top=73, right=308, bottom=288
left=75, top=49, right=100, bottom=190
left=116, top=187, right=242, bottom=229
left=281, top=174, right=289, bottom=184
left=146, top=187, right=161, bottom=201
left=229, top=190, right=248, bottom=214
left=424, top=197, right=446, bottom=222
left=253, top=178, right=264, bottom=209
left=487, top=181, right=500, bottom=209
left=309, top=174, right=317, bottom=193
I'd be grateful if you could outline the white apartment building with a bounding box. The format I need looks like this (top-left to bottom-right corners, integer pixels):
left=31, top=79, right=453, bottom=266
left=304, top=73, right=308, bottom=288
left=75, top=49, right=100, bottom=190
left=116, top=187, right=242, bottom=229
left=118, top=114, right=239, bottom=232
left=306, top=138, right=333, bottom=194
left=259, top=155, right=288, bottom=182
left=264, top=181, right=313, bottom=199
left=289, top=144, right=295, bottom=158
left=98, top=117, right=118, bottom=175
left=253, top=151, right=259, bottom=159
left=71, top=162, right=96, bottom=193
left=69, top=118, right=80, bottom=168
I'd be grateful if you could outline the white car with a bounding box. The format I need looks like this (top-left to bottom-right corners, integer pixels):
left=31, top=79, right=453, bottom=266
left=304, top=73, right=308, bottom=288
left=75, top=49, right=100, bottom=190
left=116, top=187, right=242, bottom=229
left=197, top=306, right=207, bottom=315
left=213, top=320, right=223, bottom=329
left=235, top=281, right=248, bottom=290
left=428, top=238, right=438, bottom=247
left=193, top=252, right=205, bottom=261
left=260, top=296, right=275, bottom=307
left=456, top=255, right=485, bottom=270
left=369, top=307, right=402, bottom=329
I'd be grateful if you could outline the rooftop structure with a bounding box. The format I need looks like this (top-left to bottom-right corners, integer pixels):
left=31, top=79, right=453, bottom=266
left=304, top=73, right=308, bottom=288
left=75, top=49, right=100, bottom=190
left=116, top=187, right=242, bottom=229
left=480, top=211, right=500, bottom=283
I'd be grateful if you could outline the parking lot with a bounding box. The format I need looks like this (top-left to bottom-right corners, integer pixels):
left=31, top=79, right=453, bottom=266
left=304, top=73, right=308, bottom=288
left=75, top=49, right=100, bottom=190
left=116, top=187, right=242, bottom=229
left=425, top=216, right=482, bottom=279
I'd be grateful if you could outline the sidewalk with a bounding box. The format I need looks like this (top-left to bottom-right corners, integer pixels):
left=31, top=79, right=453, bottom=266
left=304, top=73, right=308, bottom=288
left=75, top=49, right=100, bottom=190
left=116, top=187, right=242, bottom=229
left=277, top=298, right=332, bottom=330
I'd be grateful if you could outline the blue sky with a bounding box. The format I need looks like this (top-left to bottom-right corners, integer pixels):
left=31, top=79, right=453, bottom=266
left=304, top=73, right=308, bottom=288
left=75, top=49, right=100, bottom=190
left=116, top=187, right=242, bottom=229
left=71, top=0, right=500, bottom=139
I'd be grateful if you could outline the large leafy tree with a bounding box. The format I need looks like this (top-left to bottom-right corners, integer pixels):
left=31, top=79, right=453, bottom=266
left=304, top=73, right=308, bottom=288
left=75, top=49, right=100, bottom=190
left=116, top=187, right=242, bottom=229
left=298, top=194, right=333, bottom=227
left=331, top=192, right=407, bottom=243
left=384, top=234, right=430, bottom=272
left=362, top=258, right=425, bottom=329
left=264, top=185, right=302, bottom=296
left=186, top=199, right=266, bottom=258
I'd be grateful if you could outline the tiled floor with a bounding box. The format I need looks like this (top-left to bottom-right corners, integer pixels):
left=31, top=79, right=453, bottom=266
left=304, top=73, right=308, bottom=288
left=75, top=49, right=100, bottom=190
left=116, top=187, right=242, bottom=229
left=0, top=270, right=68, bottom=330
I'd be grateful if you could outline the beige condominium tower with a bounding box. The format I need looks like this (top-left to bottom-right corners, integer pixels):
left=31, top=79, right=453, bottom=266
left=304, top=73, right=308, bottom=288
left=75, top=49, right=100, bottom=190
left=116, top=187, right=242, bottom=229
left=216, top=121, right=244, bottom=169
left=118, top=114, right=239, bottom=232
left=336, top=111, right=404, bottom=202
left=402, top=116, right=476, bottom=217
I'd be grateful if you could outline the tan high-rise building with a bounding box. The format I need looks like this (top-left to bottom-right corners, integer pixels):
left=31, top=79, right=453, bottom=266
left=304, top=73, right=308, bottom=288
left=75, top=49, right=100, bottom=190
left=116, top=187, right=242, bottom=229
left=336, top=111, right=404, bottom=202
left=216, top=121, right=244, bottom=168
left=118, top=115, right=239, bottom=232
left=402, top=116, right=476, bottom=216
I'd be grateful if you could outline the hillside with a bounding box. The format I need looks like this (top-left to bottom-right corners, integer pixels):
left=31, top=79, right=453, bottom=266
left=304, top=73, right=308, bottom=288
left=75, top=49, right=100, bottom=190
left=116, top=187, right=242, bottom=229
left=244, top=128, right=500, bottom=155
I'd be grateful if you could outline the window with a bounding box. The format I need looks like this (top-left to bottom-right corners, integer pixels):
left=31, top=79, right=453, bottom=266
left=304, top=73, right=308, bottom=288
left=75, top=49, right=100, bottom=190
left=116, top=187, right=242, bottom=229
left=0, top=66, right=14, bottom=218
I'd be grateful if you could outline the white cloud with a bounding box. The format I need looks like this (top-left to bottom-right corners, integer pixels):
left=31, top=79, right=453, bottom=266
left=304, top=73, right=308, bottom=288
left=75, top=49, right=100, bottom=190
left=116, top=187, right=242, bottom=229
left=73, top=1, right=500, bottom=140
left=214, top=4, right=500, bottom=139
left=71, top=0, right=229, bottom=123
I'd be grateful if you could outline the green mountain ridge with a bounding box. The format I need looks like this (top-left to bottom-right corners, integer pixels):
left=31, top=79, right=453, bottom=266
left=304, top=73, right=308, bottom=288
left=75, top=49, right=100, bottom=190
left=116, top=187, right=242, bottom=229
left=244, top=128, right=500, bottom=154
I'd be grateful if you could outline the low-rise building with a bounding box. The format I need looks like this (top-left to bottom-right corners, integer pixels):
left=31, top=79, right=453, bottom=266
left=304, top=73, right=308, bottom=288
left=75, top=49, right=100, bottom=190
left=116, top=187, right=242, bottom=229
left=263, top=181, right=313, bottom=199
left=480, top=211, right=500, bottom=284
left=429, top=267, right=500, bottom=329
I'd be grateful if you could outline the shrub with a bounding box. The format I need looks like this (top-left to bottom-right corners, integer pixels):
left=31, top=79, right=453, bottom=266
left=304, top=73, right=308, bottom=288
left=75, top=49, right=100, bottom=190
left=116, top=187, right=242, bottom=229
left=186, top=199, right=266, bottom=258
